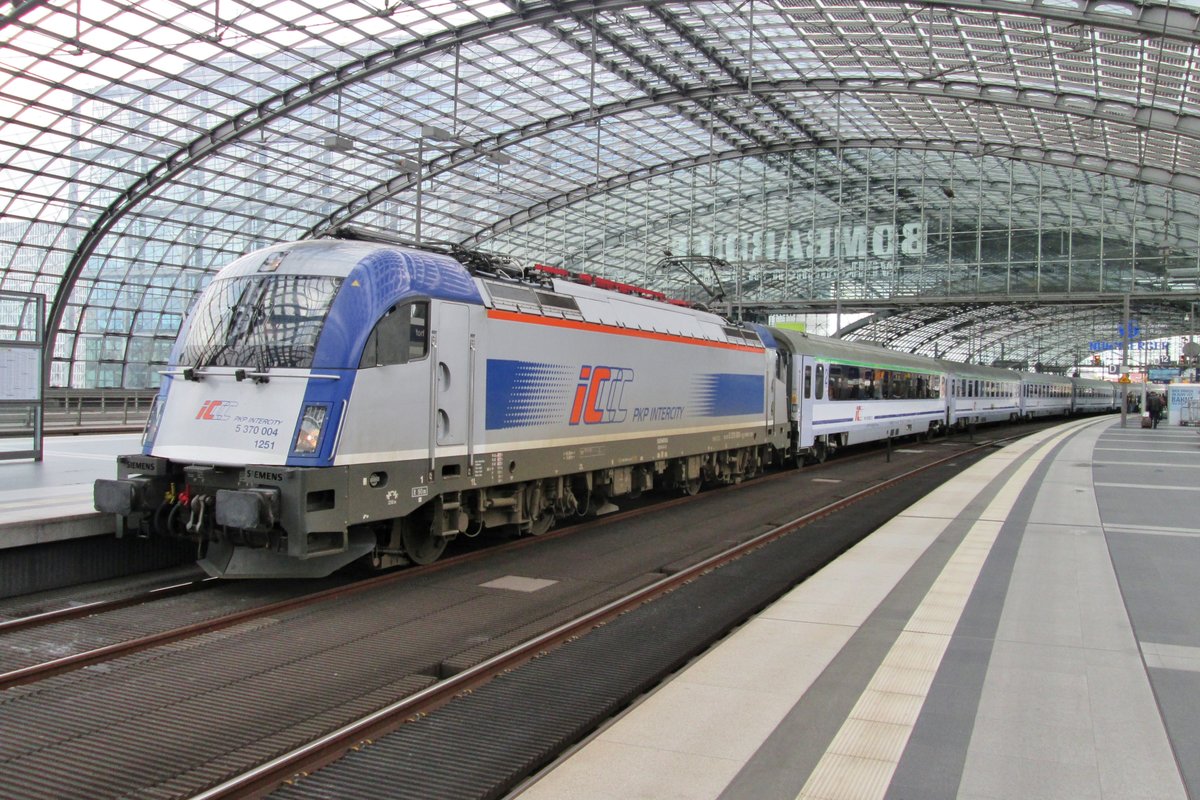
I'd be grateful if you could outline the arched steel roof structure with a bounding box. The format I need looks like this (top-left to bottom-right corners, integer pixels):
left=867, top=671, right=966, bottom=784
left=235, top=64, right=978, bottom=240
left=2, top=0, right=1200, bottom=387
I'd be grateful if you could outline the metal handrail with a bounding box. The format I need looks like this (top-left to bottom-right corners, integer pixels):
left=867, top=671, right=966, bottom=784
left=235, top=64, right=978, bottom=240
left=0, top=389, right=157, bottom=435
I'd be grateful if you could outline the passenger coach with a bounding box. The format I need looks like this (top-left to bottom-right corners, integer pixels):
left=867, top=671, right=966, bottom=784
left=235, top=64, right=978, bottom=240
left=1019, top=373, right=1074, bottom=419
left=941, top=361, right=1022, bottom=428
left=768, top=331, right=947, bottom=463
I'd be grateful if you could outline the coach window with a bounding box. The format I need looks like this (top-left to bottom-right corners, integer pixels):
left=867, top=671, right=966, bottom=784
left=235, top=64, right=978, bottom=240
left=804, top=365, right=812, bottom=399
left=816, top=364, right=825, bottom=399
left=863, top=369, right=879, bottom=399
left=827, top=364, right=841, bottom=399
left=359, top=301, right=429, bottom=368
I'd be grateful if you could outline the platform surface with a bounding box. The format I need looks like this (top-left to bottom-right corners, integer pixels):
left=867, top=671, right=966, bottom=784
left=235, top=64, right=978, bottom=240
left=515, top=416, right=1199, bottom=800
left=0, top=433, right=136, bottom=547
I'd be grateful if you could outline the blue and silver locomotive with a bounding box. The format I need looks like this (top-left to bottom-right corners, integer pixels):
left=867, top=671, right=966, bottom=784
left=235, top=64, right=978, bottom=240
left=96, top=237, right=792, bottom=577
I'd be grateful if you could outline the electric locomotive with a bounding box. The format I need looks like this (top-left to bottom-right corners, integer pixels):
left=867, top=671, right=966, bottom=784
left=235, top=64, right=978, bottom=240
left=95, top=236, right=792, bottom=578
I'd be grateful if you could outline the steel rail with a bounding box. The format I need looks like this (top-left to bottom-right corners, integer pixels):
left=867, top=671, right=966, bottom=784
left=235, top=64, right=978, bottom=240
left=0, top=425, right=1017, bottom=693
left=0, top=425, right=881, bottom=679
left=0, top=576, right=217, bottom=636
left=190, top=430, right=1026, bottom=800
left=0, top=470, right=755, bottom=689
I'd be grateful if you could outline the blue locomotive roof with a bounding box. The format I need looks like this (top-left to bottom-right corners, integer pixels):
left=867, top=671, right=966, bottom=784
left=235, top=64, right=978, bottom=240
left=312, top=243, right=483, bottom=369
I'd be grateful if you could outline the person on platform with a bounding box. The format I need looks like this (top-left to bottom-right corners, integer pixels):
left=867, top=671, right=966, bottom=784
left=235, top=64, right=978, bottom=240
left=1147, top=392, right=1164, bottom=428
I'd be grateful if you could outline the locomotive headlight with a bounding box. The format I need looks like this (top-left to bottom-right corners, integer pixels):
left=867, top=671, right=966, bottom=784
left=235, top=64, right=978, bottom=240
left=292, top=404, right=329, bottom=455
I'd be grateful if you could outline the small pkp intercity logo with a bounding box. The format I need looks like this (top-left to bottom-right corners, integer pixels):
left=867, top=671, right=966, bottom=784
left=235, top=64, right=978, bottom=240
left=195, top=400, right=237, bottom=421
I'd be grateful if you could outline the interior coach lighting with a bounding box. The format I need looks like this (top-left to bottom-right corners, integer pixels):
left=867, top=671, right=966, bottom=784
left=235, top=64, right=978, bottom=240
left=293, top=404, right=329, bottom=455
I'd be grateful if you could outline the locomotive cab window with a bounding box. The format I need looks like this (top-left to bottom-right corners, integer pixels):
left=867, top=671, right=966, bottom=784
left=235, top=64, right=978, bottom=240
left=359, top=301, right=428, bottom=368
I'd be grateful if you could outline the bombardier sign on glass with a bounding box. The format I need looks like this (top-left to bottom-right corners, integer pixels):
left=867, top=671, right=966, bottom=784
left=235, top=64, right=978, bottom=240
left=672, top=222, right=928, bottom=262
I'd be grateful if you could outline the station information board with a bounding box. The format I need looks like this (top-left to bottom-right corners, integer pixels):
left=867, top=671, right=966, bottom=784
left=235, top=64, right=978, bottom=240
left=0, top=346, right=39, bottom=401
left=0, top=291, right=44, bottom=461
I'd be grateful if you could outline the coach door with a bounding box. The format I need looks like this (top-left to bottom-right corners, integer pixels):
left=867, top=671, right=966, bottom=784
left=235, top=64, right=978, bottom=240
left=430, top=302, right=473, bottom=459
left=796, top=354, right=819, bottom=448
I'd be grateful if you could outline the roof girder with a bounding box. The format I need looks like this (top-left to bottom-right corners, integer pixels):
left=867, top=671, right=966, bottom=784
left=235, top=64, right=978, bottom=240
left=312, top=76, right=1200, bottom=240
left=462, top=137, right=1200, bottom=246
left=46, top=0, right=649, bottom=357
left=38, top=0, right=1200, bottom=373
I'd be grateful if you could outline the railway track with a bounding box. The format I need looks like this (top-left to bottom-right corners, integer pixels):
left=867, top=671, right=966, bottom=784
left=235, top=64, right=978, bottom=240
left=0, top=427, right=945, bottom=692
left=0, top=576, right=218, bottom=636
left=203, top=431, right=1025, bottom=799
left=0, top=424, right=1052, bottom=799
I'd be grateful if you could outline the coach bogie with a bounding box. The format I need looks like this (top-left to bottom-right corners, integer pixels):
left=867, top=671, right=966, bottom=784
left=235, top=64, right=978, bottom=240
left=807, top=434, right=838, bottom=465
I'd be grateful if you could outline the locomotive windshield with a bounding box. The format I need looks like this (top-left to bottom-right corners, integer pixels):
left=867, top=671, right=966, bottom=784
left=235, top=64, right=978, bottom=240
left=179, top=274, right=342, bottom=369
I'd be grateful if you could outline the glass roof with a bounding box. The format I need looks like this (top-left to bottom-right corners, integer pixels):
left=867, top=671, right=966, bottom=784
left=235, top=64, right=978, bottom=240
left=2, top=0, right=1200, bottom=386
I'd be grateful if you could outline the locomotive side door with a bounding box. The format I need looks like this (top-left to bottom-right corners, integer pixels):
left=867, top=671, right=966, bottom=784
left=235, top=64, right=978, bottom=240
left=431, top=301, right=473, bottom=454
left=767, top=349, right=778, bottom=429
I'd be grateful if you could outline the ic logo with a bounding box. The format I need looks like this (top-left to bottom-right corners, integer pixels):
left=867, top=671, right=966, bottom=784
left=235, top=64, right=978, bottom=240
left=569, top=366, right=634, bottom=425
left=196, top=400, right=236, bottom=421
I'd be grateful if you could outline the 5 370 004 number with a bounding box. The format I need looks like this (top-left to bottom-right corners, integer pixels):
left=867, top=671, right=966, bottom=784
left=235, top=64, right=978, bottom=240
left=235, top=424, right=279, bottom=437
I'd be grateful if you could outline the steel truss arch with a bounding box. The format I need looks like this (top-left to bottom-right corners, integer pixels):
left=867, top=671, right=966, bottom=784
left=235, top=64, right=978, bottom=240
left=44, top=0, right=648, bottom=368
left=836, top=299, right=1189, bottom=367
left=49, top=0, right=1200, bottom=343
left=11, top=0, right=1200, bottom=388
left=461, top=138, right=1200, bottom=247
left=312, top=77, right=1200, bottom=241
left=893, top=0, right=1200, bottom=45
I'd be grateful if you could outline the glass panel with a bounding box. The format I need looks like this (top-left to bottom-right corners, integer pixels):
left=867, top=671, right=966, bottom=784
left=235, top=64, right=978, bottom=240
left=178, top=274, right=341, bottom=369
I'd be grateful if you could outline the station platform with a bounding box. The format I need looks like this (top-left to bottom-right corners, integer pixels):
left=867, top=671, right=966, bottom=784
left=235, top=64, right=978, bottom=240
left=514, top=415, right=1200, bottom=800
left=0, top=433, right=135, bottom=548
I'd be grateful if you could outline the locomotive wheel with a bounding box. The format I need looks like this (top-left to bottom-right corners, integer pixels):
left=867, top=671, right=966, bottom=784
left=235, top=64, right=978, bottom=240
left=529, top=511, right=555, bottom=536
left=682, top=478, right=702, bottom=496
left=401, top=519, right=446, bottom=565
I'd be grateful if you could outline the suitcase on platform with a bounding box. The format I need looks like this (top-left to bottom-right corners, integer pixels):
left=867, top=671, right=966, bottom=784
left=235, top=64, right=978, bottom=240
left=1141, top=413, right=1152, bottom=428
